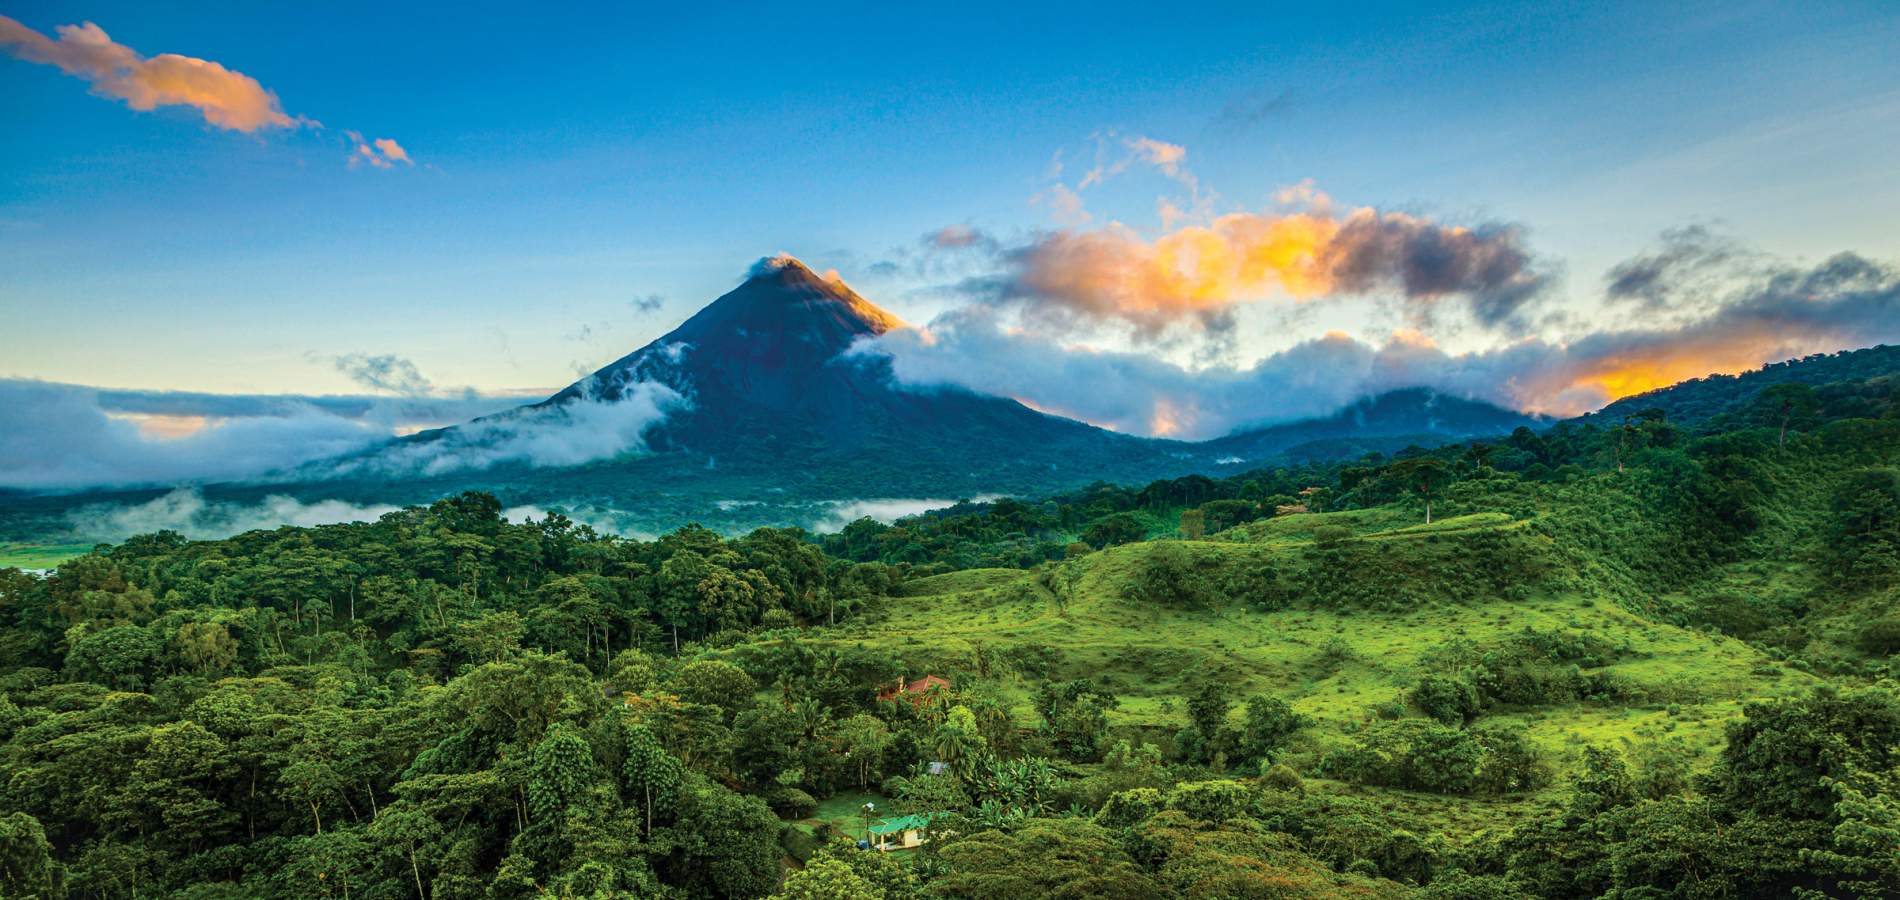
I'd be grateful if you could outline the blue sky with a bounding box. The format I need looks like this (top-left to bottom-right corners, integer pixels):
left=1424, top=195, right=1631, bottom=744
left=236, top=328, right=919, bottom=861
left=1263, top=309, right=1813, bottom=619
left=3, top=0, right=1898, bottom=412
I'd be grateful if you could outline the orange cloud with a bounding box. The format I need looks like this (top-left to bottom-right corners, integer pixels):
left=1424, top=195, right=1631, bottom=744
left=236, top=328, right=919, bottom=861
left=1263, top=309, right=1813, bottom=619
left=373, top=138, right=410, bottom=164
left=1513, top=325, right=1832, bottom=416
left=0, top=15, right=300, bottom=132
left=997, top=203, right=1546, bottom=336
left=348, top=132, right=413, bottom=169
left=1126, top=136, right=1187, bottom=177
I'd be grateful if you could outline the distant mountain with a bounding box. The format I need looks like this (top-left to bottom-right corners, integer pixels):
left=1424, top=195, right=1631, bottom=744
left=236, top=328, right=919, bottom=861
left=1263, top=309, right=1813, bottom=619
left=1581, top=344, right=1900, bottom=427
left=1202, top=388, right=1542, bottom=463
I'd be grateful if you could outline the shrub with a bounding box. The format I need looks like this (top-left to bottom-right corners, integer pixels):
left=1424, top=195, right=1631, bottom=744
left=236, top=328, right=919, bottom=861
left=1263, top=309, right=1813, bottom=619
left=1322, top=721, right=1546, bottom=796
left=1260, top=763, right=1304, bottom=796
left=1411, top=673, right=1483, bottom=725
left=1164, top=780, right=1252, bottom=822
left=1097, top=787, right=1165, bottom=828
left=1125, top=542, right=1214, bottom=609
left=765, top=787, right=817, bottom=819
left=1859, top=611, right=1900, bottom=655
left=1237, top=695, right=1307, bottom=763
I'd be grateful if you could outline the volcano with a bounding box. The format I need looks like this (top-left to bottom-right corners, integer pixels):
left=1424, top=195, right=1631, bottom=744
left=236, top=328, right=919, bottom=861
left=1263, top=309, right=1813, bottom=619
left=381, top=256, right=1199, bottom=525
left=533, top=254, right=1172, bottom=462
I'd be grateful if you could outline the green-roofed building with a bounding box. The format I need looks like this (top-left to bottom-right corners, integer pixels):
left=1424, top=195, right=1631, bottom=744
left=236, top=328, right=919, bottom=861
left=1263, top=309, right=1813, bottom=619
left=867, top=813, right=939, bottom=851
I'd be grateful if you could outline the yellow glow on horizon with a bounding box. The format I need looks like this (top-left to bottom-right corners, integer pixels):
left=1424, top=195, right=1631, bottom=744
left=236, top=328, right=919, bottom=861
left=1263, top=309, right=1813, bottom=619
left=108, top=412, right=213, bottom=439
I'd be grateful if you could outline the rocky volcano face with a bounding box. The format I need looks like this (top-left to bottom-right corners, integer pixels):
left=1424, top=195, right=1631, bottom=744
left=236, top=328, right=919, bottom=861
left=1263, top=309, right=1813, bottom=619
left=522, top=256, right=1148, bottom=460
left=544, top=256, right=903, bottom=414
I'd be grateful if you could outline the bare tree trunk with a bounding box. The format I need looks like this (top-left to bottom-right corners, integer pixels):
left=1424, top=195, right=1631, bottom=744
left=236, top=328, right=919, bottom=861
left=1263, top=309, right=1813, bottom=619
left=409, top=848, right=426, bottom=900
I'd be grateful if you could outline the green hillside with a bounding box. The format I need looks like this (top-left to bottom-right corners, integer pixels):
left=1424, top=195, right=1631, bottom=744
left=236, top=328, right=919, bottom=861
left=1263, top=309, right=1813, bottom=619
left=0, top=360, right=1896, bottom=897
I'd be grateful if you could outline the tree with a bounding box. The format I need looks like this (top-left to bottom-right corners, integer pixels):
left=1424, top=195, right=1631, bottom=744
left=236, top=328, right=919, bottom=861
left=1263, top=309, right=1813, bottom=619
left=1392, top=456, right=1451, bottom=524
left=452, top=610, right=524, bottom=664
left=1829, top=468, right=1900, bottom=588
left=1125, top=543, right=1211, bottom=609
left=63, top=625, right=162, bottom=690
left=1036, top=679, right=1118, bottom=762
left=1569, top=745, right=1635, bottom=819
left=527, top=721, right=598, bottom=823
left=623, top=723, right=684, bottom=835
left=171, top=620, right=238, bottom=674
left=1237, top=695, right=1307, bottom=763
left=931, top=706, right=987, bottom=781
left=1755, top=382, right=1819, bottom=450
left=1411, top=673, right=1483, bottom=726
left=774, top=857, right=881, bottom=900
left=368, top=801, right=442, bottom=900
left=1081, top=513, right=1145, bottom=549
left=834, top=713, right=892, bottom=789
left=279, top=743, right=347, bottom=834
left=121, top=720, right=237, bottom=853
left=800, top=839, right=918, bottom=899
left=669, top=657, right=754, bottom=710
left=1184, top=671, right=1230, bottom=739
left=1178, top=508, right=1206, bottom=540
left=0, top=813, right=55, bottom=900
left=658, top=780, right=782, bottom=899
left=1711, top=686, right=1900, bottom=820
left=1183, top=670, right=1232, bottom=765
left=930, top=817, right=1162, bottom=898
left=607, top=648, right=659, bottom=695
left=732, top=704, right=800, bottom=789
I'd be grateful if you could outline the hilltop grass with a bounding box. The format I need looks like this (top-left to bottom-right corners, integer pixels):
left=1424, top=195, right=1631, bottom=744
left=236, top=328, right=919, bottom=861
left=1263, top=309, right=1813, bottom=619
left=824, top=505, right=1817, bottom=836
left=0, top=541, right=93, bottom=570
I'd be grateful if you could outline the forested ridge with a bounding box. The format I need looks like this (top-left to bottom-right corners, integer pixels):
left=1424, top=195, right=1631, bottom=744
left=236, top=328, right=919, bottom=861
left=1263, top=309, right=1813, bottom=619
left=1, top=360, right=1899, bottom=898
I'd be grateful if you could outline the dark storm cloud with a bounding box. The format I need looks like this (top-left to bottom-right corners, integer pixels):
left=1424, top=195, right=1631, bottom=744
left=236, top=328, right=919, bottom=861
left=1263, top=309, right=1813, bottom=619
left=1604, top=225, right=1748, bottom=311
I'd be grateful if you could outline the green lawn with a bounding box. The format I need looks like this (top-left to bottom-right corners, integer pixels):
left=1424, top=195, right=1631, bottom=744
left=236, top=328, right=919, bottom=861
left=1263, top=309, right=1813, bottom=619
left=0, top=542, right=93, bottom=570
left=796, top=790, right=890, bottom=839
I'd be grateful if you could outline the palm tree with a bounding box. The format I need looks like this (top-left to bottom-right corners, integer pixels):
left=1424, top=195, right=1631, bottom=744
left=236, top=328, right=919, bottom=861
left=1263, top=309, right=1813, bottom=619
left=791, top=695, right=829, bottom=740
left=931, top=707, right=986, bottom=780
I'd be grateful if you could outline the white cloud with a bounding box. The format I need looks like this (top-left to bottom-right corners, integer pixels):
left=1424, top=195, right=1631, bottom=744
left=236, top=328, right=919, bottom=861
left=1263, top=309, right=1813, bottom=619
left=68, top=489, right=399, bottom=540
left=0, top=379, right=526, bottom=490
left=353, top=379, right=688, bottom=476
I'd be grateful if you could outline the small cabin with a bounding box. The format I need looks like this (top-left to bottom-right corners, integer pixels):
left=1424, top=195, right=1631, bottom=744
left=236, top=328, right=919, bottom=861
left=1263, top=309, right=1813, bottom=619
left=868, top=813, right=937, bottom=851
left=878, top=675, right=950, bottom=705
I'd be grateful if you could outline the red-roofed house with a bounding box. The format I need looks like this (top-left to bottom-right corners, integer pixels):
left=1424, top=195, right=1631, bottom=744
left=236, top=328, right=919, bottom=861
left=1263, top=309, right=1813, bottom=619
left=879, top=675, right=950, bottom=705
